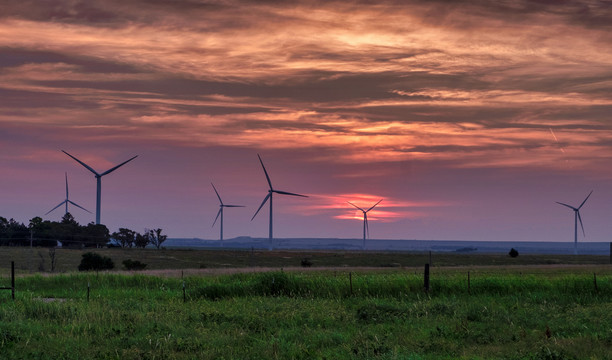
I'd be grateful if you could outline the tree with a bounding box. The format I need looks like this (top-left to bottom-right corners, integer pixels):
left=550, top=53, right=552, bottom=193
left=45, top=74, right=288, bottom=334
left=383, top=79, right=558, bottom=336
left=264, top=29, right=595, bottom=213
left=147, top=228, right=167, bottom=249
left=508, top=248, right=519, bottom=258
left=134, top=232, right=149, bottom=249
left=112, top=228, right=136, bottom=248
left=82, top=223, right=110, bottom=248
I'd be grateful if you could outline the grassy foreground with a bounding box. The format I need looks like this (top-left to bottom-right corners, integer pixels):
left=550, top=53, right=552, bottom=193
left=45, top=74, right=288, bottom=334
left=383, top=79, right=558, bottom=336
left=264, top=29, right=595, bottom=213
left=1, top=268, right=611, bottom=359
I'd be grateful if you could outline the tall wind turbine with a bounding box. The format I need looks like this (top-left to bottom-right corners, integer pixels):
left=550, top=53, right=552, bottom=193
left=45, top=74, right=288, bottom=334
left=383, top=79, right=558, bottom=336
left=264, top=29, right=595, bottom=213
left=348, top=199, right=382, bottom=250
left=45, top=172, right=91, bottom=216
left=251, top=154, right=308, bottom=249
left=211, top=182, right=244, bottom=245
left=62, top=150, right=138, bottom=225
left=556, top=190, right=592, bottom=255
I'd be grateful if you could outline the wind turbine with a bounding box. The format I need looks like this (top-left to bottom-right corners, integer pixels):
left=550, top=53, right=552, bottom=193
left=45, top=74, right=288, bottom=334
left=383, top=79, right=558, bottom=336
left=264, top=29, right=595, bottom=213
left=251, top=154, right=308, bottom=250
left=556, top=190, right=592, bottom=255
left=62, top=150, right=138, bottom=225
left=211, top=182, right=244, bottom=245
left=348, top=199, right=382, bottom=250
left=45, top=172, right=92, bottom=216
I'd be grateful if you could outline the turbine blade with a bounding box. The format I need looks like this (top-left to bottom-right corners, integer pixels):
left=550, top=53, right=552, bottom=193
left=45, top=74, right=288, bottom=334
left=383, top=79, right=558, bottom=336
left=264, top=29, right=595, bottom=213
left=273, top=189, right=308, bottom=197
left=251, top=193, right=271, bottom=221
left=68, top=200, right=92, bottom=214
left=578, top=190, right=593, bottom=210
left=100, top=155, right=138, bottom=176
left=211, top=182, right=223, bottom=205
left=45, top=201, right=66, bottom=215
left=348, top=201, right=365, bottom=212
left=223, top=205, right=245, bottom=208
left=365, top=199, right=383, bottom=213
left=62, top=150, right=100, bottom=176
left=577, top=211, right=585, bottom=237
left=257, top=154, right=273, bottom=190
left=212, top=208, right=222, bottom=227
left=365, top=213, right=370, bottom=239
left=65, top=172, right=69, bottom=198
left=556, top=201, right=577, bottom=211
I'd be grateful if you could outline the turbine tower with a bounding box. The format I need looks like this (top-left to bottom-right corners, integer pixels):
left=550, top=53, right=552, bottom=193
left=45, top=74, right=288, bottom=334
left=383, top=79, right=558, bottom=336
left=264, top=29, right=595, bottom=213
left=251, top=154, right=307, bottom=250
left=62, top=150, right=138, bottom=225
left=556, top=190, right=592, bottom=255
left=348, top=199, right=382, bottom=250
left=45, top=172, right=92, bottom=216
left=211, top=182, right=244, bottom=245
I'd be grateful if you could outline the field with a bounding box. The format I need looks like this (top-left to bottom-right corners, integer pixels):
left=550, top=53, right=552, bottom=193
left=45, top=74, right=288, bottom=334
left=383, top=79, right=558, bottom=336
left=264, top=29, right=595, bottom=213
left=0, top=248, right=611, bottom=359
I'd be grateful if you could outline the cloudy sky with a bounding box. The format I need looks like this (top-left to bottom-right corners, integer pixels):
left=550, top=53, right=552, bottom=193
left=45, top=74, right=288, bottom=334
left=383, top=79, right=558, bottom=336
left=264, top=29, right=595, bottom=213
left=1, top=0, right=611, bottom=242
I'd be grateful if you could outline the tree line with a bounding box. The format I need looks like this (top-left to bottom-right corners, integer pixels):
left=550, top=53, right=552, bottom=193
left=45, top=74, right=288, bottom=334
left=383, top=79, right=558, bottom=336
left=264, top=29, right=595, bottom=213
left=0, top=213, right=166, bottom=249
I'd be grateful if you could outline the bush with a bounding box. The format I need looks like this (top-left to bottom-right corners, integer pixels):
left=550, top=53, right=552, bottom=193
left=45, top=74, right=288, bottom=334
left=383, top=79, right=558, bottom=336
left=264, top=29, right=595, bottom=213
left=508, top=248, right=519, bottom=258
left=301, top=258, right=313, bottom=267
left=78, top=252, right=114, bottom=271
left=122, top=259, right=147, bottom=271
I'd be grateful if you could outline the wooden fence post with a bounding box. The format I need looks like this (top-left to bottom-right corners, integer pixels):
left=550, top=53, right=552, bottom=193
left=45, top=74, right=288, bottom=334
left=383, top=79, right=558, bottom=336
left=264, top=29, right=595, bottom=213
left=424, top=264, right=430, bottom=293
left=468, top=271, right=471, bottom=295
left=11, top=261, right=15, bottom=300
left=593, top=273, right=598, bottom=292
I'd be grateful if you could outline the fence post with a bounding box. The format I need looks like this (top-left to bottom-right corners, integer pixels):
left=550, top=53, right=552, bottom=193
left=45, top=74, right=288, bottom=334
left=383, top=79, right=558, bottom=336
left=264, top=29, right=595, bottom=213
left=593, top=273, right=598, bottom=292
left=11, top=261, right=15, bottom=300
left=468, top=271, right=471, bottom=295
left=349, top=272, right=353, bottom=295
left=424, top=264, right=430, bottom=293
left=429, top=251, right=432, bottom=266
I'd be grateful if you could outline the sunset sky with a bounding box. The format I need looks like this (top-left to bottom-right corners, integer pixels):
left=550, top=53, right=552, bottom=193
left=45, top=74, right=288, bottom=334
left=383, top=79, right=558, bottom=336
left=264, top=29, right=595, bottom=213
left=1, top=0, right=611, bottom=242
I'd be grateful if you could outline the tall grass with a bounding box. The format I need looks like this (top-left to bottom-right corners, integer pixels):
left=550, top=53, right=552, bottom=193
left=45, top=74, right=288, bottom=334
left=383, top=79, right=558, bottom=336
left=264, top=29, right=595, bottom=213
left=2, top=269, right=610, bottom=359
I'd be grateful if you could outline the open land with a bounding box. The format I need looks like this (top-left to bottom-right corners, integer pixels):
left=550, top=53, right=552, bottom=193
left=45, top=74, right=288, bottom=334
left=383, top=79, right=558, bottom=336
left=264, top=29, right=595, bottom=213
left=0, top=248, right=610, bottom=359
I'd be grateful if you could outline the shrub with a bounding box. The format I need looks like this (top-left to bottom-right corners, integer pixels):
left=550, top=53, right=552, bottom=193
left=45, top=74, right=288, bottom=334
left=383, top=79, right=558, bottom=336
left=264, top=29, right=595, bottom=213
left=122, top=259, right=147, bottom=271
left=508, top=248, right=519, bottom=258
left=301, top=258, right=313, bottom=267
left=78, top=252, right=114, bottom=271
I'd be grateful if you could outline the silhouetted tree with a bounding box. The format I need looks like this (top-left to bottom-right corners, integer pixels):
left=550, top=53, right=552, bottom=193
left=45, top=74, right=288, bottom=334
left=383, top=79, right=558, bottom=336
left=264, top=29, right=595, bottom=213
left=134, top=232, right=149, bottom=248
left=112, top=228, right=136, bottom=248
left=509, top=248, right=519, bottom=258
left=147, top=228, right=167, bottom=249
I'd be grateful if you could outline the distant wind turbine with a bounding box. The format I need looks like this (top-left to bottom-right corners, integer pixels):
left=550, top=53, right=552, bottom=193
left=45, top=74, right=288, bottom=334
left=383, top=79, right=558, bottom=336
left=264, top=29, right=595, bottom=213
left=251, top=154, right=308, bottom=250
left=45, top=172, right=91, bottom=216
left=556, top=190, right=592, bottom=255
left=348, top=199, right=382, bottom=250
left=62, top=150, right=138, bottom=225
left=211, top=182, right=244, bottom=245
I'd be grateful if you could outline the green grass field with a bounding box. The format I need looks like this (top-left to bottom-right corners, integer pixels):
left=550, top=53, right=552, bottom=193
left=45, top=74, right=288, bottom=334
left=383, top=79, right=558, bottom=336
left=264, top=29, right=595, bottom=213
left=0, top=248, right=610, bottom=359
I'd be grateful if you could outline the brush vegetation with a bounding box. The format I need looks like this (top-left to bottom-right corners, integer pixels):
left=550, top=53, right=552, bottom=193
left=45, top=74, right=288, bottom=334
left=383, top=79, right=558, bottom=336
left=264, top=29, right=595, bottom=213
left=1, top=267, right=610, bottom=359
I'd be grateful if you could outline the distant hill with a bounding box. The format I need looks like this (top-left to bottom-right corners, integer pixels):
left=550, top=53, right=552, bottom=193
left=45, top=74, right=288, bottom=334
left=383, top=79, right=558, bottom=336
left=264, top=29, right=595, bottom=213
left=163, top=237, right=610, bottom=255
